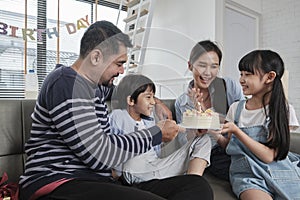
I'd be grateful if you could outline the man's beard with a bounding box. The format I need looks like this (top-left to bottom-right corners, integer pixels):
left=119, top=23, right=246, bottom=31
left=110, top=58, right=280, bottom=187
left=102, top=75, right=118, bottom=87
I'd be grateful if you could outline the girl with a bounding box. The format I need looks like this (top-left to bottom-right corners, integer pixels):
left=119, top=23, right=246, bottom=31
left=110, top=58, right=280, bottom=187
left=216, top=50, right=300, bottom=199
left=109, top=74, right=212, bottom=185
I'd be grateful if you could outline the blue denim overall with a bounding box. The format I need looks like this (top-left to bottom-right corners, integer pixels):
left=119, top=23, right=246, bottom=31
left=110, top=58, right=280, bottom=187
left=226, top=100, right=300, bottom=199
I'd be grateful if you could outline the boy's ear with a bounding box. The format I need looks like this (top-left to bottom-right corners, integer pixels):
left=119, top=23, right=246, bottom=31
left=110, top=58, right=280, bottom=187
left=266, top=71, right=276, bottom=84
left=91, top=49, right=103, bottom=65
left=127, top=96, right=134, bottom=106
left=188, top=61, right=193, bottom=71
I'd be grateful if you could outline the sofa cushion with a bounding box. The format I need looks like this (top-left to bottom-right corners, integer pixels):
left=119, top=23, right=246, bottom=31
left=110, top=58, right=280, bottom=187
left=0, top=100, right=23, bottom=156
left=0, top=155, right=24, bottom=183
left=0, top=99, right=24, bottom=183
left=203, top=172, right=236, bottom=199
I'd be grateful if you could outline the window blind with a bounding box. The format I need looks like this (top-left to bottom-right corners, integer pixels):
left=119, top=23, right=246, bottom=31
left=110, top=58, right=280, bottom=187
left=0, top=0, right=126, bottom=98
left=0, top=0, right=26, bottom=97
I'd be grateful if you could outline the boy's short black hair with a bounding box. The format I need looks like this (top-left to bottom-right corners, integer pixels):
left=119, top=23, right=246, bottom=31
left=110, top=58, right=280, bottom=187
left=111, top=74, right=156, bottom=109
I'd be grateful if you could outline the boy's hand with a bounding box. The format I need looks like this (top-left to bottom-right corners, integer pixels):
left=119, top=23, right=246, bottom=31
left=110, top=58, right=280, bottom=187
left=208, top=129, right=222, bottom=141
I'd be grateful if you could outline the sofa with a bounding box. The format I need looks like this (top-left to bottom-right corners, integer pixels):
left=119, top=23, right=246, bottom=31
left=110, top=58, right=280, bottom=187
left=1, top=99, right=300, bottom=199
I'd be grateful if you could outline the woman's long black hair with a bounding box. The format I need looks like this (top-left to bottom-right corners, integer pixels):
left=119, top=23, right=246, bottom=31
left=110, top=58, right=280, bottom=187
left=238, top=50, right=290, bottom=160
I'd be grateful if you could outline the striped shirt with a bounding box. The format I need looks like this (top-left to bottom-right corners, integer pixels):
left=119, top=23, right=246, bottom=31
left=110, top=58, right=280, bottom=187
left=19, top=66, right=162, bottom=199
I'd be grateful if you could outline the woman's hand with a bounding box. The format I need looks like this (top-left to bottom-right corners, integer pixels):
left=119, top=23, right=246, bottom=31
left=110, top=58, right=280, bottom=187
left=188, top=88, right=207, bottom=111
left=154, top=98, right=173, bottom=120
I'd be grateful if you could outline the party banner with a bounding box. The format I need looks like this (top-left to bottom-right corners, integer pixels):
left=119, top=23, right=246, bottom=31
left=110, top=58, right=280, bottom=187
left=0, top=15, right=90, bottom=42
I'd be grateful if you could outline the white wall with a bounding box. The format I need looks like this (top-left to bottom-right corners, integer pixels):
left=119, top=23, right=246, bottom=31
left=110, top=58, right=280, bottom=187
left=142, top=0, right=217, bottom=99
left=222, top=4, right=259, bottom=83
left=140, top=0, right=300, bottom=129
left=142, top=0, right=262, bottom=99
left=261, top=0, right=300, bottom=130
left=229, top=0, right=262, bottom=13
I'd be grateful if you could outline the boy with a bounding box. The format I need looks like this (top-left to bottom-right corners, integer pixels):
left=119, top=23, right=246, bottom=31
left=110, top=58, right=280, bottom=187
left=110, top=74, right=212, bottom=184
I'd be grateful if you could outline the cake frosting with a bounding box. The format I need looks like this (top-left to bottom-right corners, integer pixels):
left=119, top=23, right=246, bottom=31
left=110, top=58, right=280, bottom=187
left=181, top=109, right=220, bottom=129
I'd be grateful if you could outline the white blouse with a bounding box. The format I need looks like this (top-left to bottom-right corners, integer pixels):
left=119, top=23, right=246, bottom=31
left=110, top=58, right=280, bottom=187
left=226, top=102, right=299, bottom=130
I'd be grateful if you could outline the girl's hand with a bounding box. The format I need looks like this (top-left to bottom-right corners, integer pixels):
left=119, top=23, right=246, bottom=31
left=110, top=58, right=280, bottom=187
left=221, top=122, right=276, bottom=163
left=221, top=122, right=239, bottom=135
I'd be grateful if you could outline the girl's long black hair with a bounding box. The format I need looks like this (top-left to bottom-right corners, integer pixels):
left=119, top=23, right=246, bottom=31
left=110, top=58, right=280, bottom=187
left=238, top=50, right=290, bottom=160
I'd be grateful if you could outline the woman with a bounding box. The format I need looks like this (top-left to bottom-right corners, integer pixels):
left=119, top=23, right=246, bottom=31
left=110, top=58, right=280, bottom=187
left=175, top=40, right=244, bottom=180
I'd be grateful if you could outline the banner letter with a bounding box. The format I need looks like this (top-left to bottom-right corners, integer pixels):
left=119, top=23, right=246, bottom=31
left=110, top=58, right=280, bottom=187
left=65, top=23, right=76, bottom=34
left=22, top=28, right=35, bottom=40
left=9, top=25, right=19, bottom=37
left=46, top=27, right=59, bottom=39
left=79, top=15, right=90, bottom=27
left=0, top=22, right=8, bottom=35
left=77, top=19, right=88, bottom=30
left=36, top=29, right=46, bottom=42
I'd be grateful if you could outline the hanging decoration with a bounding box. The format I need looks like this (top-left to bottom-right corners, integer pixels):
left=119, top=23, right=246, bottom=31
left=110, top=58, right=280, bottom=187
left=0, top=15, right=90, bottom=42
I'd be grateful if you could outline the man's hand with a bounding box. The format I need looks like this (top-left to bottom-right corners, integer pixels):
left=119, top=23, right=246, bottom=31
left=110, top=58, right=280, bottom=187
left=156, top=119, right=179, bottom=142
left=154, top=98, right=173, bottom=120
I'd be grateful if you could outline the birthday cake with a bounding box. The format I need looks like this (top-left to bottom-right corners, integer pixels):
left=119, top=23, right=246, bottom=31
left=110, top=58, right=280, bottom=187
left=181, top=109, right=220, bottom=129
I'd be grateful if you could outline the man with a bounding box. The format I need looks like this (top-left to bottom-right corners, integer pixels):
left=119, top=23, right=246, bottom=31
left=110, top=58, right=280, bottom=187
left=19, top=20, right=213, bottom=200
